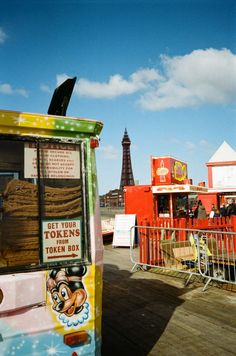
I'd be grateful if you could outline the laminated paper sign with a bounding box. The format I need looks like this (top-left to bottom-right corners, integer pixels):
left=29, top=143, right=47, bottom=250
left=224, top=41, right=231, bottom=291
left=24, top=143, right=80, bottom=179
left=42, top=219, right=82, bottom=263
left=112, top=214, right=137, bottom=247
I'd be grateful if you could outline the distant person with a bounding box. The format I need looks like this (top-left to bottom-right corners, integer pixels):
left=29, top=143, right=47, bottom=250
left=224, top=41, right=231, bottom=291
left=209, top=204, right=216, bottom=218
left=226, top=199, right=236, bottom=217
left=219, top=204, right=227, bottom=217
left=196, top=200, right=207, bottom=219
left=188, top=208, right=194, bottom=218
left=193, top=205, right=198, bottom=218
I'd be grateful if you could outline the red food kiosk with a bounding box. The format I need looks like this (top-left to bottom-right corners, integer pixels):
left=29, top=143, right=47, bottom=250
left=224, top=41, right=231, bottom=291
left=125, top=156, right=208, bottom=224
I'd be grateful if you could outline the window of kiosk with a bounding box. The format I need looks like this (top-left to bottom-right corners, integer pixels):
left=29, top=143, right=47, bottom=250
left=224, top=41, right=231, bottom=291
left=0, top=138, right=88, bottom=273
left=173, top=194, right=188, bottom=218
left=158, top=195, right=170, bottom=217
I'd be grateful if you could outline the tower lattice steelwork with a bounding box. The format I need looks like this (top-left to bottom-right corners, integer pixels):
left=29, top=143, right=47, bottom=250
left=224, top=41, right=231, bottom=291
left=120, top=128, right=135, bottom=190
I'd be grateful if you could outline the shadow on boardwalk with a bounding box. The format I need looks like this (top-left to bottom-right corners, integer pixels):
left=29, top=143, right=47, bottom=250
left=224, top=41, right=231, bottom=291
left=101, top=246, right=236, bottom=356
left=101, top=262, right=186, bottom=356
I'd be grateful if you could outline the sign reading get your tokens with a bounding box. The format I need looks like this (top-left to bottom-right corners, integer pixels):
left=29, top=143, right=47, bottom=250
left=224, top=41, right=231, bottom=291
left=42, top=219, right=82, bottom=263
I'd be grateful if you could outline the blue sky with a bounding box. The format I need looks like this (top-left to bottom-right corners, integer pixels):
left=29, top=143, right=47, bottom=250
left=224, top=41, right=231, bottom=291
left=1, top=0, right=236, bottom=194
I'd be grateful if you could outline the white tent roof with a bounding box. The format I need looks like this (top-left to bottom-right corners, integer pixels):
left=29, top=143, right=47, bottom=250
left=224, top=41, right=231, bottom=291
left=208, top=141, right=236, bottom=163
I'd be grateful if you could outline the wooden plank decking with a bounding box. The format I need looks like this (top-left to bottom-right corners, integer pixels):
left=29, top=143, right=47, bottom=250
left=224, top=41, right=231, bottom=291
left=101, top=244, right=236, bottom=356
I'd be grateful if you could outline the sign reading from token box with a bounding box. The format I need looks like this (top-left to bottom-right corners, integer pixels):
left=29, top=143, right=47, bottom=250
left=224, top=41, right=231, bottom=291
left=42, top=219, right=82, bottom=263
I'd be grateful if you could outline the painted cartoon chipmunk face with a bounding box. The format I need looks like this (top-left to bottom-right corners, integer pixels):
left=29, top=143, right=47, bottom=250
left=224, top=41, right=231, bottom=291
left=47, top=266, right=87, bottom=317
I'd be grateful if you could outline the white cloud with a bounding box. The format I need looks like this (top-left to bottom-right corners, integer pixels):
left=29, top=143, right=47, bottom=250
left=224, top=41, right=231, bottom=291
left=185, top=141, right=196, bottom=151
left=56, top=74, right=69, bottom=86
left=56, top=48, right=236, bottom=110
left=139, top=48, right=236, bottom=110
left=0, top=83, right=28, bottom=97
left=99, top=145, right=119, bottom=159
left=199, top=139, right=210, bottom=147
left=0, top=28, right=7, bottom=44
left=40, top=84, right=51, bottom=93
left=0, top=83, right=12, bottom=94
left=64, top=68, right=162, bottom=99
left=15, top=88, right=28, bottom=97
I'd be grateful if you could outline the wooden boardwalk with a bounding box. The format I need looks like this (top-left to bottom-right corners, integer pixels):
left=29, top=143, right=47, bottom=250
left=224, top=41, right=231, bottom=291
left=101, top=244, right=236, bottom=356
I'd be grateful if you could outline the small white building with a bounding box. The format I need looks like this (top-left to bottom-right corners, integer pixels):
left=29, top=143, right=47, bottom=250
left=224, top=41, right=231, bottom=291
left=206, top=141, right=236, bottom=204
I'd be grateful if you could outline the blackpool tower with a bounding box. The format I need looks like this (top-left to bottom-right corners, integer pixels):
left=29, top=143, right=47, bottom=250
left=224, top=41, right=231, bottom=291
left=120, top=128, right=135, bottom=190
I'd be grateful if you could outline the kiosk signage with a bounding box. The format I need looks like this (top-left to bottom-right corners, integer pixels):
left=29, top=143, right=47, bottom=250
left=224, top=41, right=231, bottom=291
left=152, top=156, right=188, bottom=185
left=42, top=219, right=82, bottom=263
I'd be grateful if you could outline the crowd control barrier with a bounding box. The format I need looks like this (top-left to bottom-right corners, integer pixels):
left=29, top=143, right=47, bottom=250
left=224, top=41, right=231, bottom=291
left=129, top=225, right=236, bottom=291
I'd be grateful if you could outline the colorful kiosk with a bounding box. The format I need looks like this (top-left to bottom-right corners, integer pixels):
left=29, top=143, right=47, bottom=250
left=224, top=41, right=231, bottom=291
left=0, top=79, right=104, bottom=355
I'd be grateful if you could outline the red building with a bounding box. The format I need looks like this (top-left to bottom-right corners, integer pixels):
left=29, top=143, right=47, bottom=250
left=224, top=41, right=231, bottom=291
left=124, top=142, right=236, bottom=226
left=125, top=155, right=207, bottom=224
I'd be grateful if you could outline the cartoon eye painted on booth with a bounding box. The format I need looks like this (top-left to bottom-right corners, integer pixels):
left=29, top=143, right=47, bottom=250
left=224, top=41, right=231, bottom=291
left=61, top=287, right=69, bottom=300
left=53, top=293, right=61, bottom=303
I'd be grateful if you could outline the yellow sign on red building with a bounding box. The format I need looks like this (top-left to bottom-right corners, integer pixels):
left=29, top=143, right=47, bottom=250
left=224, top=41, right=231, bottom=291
left=151, top=156, right=188, bottom=185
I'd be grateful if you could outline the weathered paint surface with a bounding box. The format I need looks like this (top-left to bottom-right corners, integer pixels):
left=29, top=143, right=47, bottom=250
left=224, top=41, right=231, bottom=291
left=0, top=109, right=103, bottom=355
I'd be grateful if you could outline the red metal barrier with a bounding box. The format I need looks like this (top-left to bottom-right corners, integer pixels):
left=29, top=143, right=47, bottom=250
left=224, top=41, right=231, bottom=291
left=148, top=227, right=163, bottom=265
left=187, top=216, right=232, bottom=231
left=178, top=218, right=187, bottom=240
left=139, top=216, right=236, bottom=265
left=139, top=222, right=149, bottom=264
left=142, top=216, right=234, bottom=233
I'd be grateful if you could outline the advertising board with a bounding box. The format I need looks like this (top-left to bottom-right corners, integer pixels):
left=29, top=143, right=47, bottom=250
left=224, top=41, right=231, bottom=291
left=42, top=219, right=82, bottom=263
left=24, top=143, right=80, bottom=179
left=151, top=156, right=188, bottom=185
